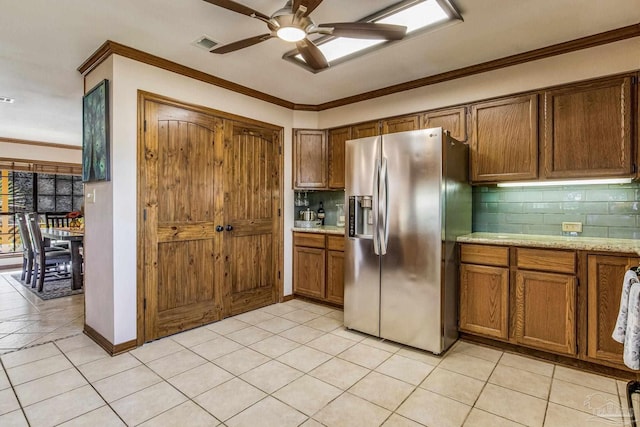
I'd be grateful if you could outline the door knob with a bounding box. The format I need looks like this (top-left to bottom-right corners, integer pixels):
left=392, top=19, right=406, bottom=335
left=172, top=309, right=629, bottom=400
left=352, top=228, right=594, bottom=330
left=215, top=225, right=224, bottom=232
left=226, top=225, right=233, bottom=231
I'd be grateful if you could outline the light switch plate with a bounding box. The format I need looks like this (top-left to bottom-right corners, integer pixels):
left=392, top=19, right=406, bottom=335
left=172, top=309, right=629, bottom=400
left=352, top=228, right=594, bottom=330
left=86, top=189, right=96, bottom=204
left=562, top=221, right=582, bottom=233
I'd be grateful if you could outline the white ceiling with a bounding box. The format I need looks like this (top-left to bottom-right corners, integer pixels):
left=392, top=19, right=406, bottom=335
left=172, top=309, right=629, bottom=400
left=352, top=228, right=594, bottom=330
left=1, top=0, right=639, bottom=146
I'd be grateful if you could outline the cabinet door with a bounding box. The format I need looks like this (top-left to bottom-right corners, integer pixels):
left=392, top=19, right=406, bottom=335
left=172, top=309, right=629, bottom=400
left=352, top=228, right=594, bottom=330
left=422, top=107, right=467, bottom=142
left=326, top=249, right=344, bottom=305
left=381, top=115, right=420, bottom=134
left=542, top=76, right=633, bottom=178
left=294, top=129, right=327, bottom=189
left=587, top=254, right=639, bottom=365
left=515, top=270, right=576, bottom=355
left=293, top=246, right=325, bottom=299
left=459, top=264, right=509, bottom=339
left=328, top=127, right=350, bottom=189
left=470, top=95, right=538, bottom=182
left=352, top=121, right=380, bottom=138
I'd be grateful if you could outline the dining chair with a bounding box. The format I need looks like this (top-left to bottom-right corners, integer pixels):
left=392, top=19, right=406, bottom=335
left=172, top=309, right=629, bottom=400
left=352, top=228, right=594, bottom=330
left=16, top=213, right=35, bottom=283
left=44, top=212, right=71, bottom=228
left=26, top=213, right=71, bottom=291
left=43, top=212, right=70, bottom=249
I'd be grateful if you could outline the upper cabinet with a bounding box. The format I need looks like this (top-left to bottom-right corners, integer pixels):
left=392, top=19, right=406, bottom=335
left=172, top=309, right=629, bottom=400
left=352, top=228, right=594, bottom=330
left=542, top=75, right=634, bottom=178
left=470, top=94, right=539, bottom=183
left=293, top=129, right=327, bottom=189
left=328, top=126, right=350, bottom=189
left=351, top=121, right=380, bottom=138
left=381, top=115, right=420, bottom=134
left=422, top=107, right=467, bottom=142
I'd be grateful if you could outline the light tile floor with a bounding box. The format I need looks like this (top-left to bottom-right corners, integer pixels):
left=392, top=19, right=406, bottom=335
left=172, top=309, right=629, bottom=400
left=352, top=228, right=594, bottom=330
left=0, top=272, right=636, bottom=426
left=0, top=272, right=84, bottom=354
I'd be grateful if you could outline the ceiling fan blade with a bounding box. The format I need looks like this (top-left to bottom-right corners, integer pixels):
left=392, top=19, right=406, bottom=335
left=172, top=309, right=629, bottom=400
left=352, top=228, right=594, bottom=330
left=202, top=0, right=270, bottom=21
left=317, top=22, right=407, bottom=40
left=211, top=34, right=274, bottom=54
left=296, top=38, right=329, bottom=70
left=292, top=0, right=323, bottom=16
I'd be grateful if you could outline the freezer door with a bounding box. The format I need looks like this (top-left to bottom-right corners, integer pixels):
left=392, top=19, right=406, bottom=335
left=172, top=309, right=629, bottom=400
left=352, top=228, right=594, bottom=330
left=380, top=129, right=444, bottom=352
left=344, top=136, right=381, bottom=337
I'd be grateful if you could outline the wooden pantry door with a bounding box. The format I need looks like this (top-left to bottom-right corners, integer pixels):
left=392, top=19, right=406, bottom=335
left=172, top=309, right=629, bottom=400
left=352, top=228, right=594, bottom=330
left=141, top=99, right=225, bottom=341
left=222, top=121, right=280, bottom=316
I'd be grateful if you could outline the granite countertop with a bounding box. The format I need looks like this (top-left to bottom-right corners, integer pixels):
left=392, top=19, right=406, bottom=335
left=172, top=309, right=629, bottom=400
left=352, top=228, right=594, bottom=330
left=457, top=232, right=640, bottom=255
left=292, top=226, right=345, bottom=235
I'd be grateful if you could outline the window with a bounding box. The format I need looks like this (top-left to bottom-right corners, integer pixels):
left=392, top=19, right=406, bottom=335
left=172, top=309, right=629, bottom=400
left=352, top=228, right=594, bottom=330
left=0, top=170, right=83, bottom=255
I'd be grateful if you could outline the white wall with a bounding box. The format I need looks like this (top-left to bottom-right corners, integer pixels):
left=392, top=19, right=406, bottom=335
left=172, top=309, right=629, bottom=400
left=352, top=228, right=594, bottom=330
left=318, top=37, right=640, bottom=128
left=84, top=36, right=640, bottom=345
left=0, top=141, right=81, bottom=163
left=85, top=55, right=297, bottom=344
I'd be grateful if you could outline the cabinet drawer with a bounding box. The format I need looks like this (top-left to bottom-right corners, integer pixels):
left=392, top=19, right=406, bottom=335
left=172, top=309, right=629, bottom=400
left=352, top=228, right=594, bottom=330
left=516, top=248, right=576, bottom=274
left=460, top=244, right=509, bottom=267
left=326, top=235, right=345, bottom=251
left=293, top=232, right=326, bottom=248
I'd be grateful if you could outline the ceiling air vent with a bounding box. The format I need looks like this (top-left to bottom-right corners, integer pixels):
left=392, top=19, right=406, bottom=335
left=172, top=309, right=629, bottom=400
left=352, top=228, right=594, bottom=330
left=0, top=96, right=15, bottom=104
left=192, top=35, right=219, bottom=51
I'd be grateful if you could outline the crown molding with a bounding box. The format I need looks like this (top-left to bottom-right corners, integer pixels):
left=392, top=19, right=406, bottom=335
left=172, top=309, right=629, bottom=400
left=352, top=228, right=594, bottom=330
left=0, top=137, right=81, bottom=150
left=78, top=23, right=640, bottom=112
left=78, top=40, right=296, bottom=110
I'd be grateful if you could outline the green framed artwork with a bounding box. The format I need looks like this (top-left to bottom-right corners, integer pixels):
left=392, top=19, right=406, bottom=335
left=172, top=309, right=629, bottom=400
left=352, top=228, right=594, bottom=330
left=82, top=79, right=110, bottom=182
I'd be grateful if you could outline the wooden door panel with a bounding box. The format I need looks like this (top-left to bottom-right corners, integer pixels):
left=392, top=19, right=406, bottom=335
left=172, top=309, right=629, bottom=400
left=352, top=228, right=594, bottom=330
left=224, top=124, right=278, bottom=316
left=459, top=264, right=509, bottom=339
left=294, top=129, right=327, bottom=188
left=294, top=246, right=325, bottom=299
left=157, top=239, right=216, bottom=311
left=328, top=127, right=349, bottom=189
left=326, top=249, right=344, bottom=305
left=470, top=94, right=538, bottom=182
left=143, top=101, right=224, bottom=341
left=543, top=76, right=633, bottom=178
left=382, top=115, right=420, bottom=134
left=422, top=107, right=467, bottom=141
left=351, top=121, right=380, bottom=138
left=515, top=271, right=576, bottom=355
left=587, top=255, right=639, bottom=364
left=158, top=121, right=215, bottom=222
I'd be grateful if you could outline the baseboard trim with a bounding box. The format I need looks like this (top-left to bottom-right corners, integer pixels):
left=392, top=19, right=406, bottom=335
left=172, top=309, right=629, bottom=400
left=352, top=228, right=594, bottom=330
left=84, top=324, right=137, bottom=356
left=282, top=294, right=294, bottom=302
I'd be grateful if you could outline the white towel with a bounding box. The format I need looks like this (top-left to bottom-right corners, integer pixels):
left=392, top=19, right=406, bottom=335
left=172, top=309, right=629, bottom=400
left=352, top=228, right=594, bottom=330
left=623, top=282, right=640, bottom=370
left=612, top=269, right=639, bottom=343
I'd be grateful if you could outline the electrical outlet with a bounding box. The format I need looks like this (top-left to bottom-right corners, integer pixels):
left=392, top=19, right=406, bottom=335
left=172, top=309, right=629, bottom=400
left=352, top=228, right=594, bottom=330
left=562, top=222, right=582, bottom=233
left=86, top=188, right=96, bottom=204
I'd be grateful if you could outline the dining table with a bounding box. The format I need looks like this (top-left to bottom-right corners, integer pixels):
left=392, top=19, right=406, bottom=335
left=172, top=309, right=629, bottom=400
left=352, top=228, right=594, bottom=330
left=41, top=228, right=84, bottom=290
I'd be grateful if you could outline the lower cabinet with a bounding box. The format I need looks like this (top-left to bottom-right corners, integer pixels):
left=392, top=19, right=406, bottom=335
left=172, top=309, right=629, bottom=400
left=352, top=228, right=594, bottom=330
left=586, top=254, right=640, bottom=365
left=293, top=232, right=344, bottom=306
left=460, top=242, right=640, bottom=371
left=514, top=270, right=576, bottom=355
left=460, top=263, right=509, bottom=339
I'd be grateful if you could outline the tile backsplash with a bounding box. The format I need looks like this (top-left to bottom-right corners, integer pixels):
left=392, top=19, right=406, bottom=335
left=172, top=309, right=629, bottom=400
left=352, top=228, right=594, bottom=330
left=294, top=190, right=345, bottom=226
left=473, top=183, right=640, bottom=239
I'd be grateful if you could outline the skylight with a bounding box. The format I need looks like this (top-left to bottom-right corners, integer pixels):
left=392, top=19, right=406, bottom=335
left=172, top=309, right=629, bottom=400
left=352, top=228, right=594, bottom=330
left=287, top=0, right=462, bottom=71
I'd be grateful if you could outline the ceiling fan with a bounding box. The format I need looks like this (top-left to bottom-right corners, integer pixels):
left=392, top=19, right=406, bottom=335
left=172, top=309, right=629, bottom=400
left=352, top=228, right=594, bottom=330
left=203, top=0, right=408, bottom=70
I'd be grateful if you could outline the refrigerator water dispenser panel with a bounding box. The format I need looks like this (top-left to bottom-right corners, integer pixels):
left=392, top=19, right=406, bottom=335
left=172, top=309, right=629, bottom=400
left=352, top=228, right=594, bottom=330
left=348, top=195, right=374, bottom=238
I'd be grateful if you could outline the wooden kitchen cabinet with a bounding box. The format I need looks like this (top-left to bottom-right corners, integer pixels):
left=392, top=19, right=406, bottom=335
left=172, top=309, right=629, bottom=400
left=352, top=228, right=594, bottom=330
left=459, top=244, right=510, bottom=340
left=460, top=263, right=509, bottom=339
left=293, top=232, right=345, bottom=306
left=381, top=115, right=420, bottom=134
left=514, top=248, right=577, bottom=355
left=469, top=94, right=538, bottom=183
left=422, top=107, right=467, bottom=142
left=326, top=235, right=345, bottom=305
left=328, top=126, right=350, bottom=189
left=351, top=121, right=380, bottom=138
left=542, top=75, right=634, bottom=179
left=293, top=129, right=327, bottom=189
left=514, top=270, right=577, bottom=355
left=586, top=254, right=640, bottom=366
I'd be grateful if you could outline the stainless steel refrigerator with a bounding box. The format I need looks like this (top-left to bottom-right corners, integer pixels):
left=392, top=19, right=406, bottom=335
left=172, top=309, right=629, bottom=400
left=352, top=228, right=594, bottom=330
left=344, top=128, right=471, bottom=354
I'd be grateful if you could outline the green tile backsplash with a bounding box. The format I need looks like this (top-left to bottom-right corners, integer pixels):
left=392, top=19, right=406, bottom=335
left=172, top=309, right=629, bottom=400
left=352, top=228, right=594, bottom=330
left=473, top=183, right=640, bottom=239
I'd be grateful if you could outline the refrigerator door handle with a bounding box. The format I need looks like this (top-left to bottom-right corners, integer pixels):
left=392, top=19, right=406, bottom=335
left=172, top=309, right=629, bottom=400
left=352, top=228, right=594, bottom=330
left=372, top=160, right=380, bottom=255
left=379, top=157, right=389, bottom=255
